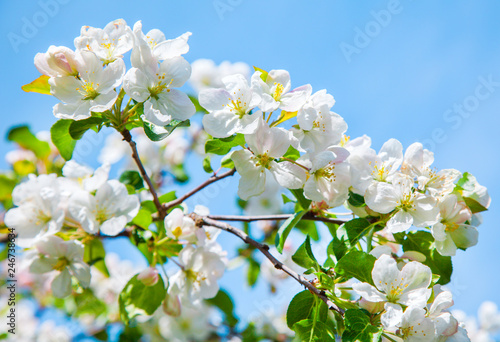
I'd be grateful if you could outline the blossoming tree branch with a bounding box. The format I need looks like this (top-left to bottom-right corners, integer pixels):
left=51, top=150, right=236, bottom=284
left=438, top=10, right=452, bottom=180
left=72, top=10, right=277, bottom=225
left=1, top=19, right=493, bottom=341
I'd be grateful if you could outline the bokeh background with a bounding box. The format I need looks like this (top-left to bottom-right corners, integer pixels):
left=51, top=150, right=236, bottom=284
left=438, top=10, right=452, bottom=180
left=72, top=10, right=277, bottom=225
left=1, top=0, right=499, bottom=332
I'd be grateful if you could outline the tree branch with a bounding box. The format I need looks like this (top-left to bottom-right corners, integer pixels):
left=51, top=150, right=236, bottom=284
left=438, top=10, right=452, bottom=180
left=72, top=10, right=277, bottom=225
left=206, top=213, right=349, bottom=225
left=121, top=129, right=166, bottom=219
left=190, top=214, right=344, bottom=315
left=163, top=168, right=236, bottom=211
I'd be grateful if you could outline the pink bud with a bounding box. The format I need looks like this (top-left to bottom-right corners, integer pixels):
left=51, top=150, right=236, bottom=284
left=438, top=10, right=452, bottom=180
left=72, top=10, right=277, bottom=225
left=163, top=293, right=181, bottom=317
left=137, top=267, right=159, bottom=287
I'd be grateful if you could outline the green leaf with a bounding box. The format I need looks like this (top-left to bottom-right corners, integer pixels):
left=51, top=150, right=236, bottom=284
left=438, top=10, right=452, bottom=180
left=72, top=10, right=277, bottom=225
left=275, top=210, right=307, bottom=253
left=206, top=289, right=239, bottom=327
left=202, top=155, right=213, bottom=173
left=51, top=119, right=77, bottom=160
left=283, top=145, right=300, bottom=160
left=221, top=152, right=235, bottom=169
left=156, top=239, right=183, bottom=258
left=119, top=170, right=144, bottom=190
left=292, top=236, right=319, bottom=271
left=205, top=134, right=245, bottom=155
left=7, top=125, right=51, bottom=158
left=293, top=319, right=335, bottom=342
left=335, top=250, right=376, bottom=284
left=188, top=94, right=208, bottom=114
left=242, top=323, right=258, bottom=342
left=286, top=290, right=316, bottom=329
left=119, top=274, right=165, bottom=324
left=21, top=75, right=51, bottom=95
left=131, top=209, right=153, bottom=229
left=347, top=191, right=366, bottom=207
left=159, top=191, right=177, bottom=204
left=69, top=116, right=104, bottom=140
left=342, top=309, right=382, bottom=342
left=171, top=164, right=189, bottom=183
left=296, top=219, right=319, bottom=240
left=401, top=231, right=452, bottom=285
left=290, top=189, right=312, bottom=210
left=0, top=175, right=16, bottom=206
left=282, top=193, right=295, bottom=204
left=253, top=66, right=268, bottom=82
left=74, top=289, right=107, bottom=317
left=143, top=119, right=190, bottom=142
left=83, top=238, right=109, bottom=277
left=464, top=197, right=488, bottom=214
left=325, top=236, right=348, bottom=265
left=344, top=218, right=372, bottom=246
left=456, top=172, right=475, bottom=191
left=246, top=257, right=260, bottom=287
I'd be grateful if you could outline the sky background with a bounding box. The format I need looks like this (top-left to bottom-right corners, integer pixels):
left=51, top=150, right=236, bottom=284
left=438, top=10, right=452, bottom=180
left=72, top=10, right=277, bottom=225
left=1, top=0, right=500, bottom=334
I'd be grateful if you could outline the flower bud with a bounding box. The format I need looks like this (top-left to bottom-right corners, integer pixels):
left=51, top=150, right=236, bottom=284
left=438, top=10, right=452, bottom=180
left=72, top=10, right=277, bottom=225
left=137, top=267, right=159, bottom=287
left=163, top=293, right=181, bottom=317
left=35, top=46, right=80, bottom=77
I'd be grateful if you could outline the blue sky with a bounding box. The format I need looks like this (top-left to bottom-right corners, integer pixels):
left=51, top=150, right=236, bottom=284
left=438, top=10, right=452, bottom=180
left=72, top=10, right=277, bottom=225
left=1, top=0, right=500, bottom=328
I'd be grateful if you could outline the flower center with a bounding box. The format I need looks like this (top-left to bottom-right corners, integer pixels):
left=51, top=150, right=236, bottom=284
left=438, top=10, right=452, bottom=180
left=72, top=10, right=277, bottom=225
left=149, top=73, right=173, bottom=100
left=53, top=257, right=70, bottom=271
left=77, top=81, right=100, bottom=100
left=256, top=153, right=273, bottom=169
left=315, top=164, right=337, bottom=182
left=272, top=82, right=284, bottom=101
left=223, top=94, right=247, bottom=118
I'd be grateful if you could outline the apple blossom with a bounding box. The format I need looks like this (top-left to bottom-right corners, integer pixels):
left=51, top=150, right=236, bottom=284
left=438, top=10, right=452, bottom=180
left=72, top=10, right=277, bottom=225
left=199, top=73, right=261, bottom=138
left=251, top=69, right=312, bottom=112
left=68, top=180, right=140, bottom=236
left=165, top=208, right=197, bottom=242
left=168, top=245, right=226, bottom=306
left=296, top=89, right=335, bottom=130
left=4, top=174, right=65, bottom=247
left=34, top=45, right=80, bottom=77
left=74, top=19, right=133, bottom=64
left=189, top=58, right=250, bottom=92
left=432, top=194, right=478, bottom=256
left=365, top=173, right=440, bottom=233
left=49, top=50, right=125, bottom=120
left=231, top=118, right=306, bottom=199
left=27, top=235, right=90, bottom=298
left=352, top=254, right=433, bottom=328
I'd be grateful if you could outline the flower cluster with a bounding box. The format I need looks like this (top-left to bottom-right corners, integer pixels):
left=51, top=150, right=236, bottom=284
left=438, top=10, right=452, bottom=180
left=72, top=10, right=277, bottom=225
left=2, top=17, right=493, bottom=342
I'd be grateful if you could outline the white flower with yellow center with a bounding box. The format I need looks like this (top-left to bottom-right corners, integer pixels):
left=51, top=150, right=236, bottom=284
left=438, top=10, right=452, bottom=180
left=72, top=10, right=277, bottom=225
left=349, top=138, right=403, bottom=194
left=398, top=306, right=436, bottom=341
left=352, top=254, right=433, bottom=328
left=4, top=174, right=65, bottom=248
left=296, top=89, right=335, bottom=130
left=299, top=147, right=351, bottom=208
left=168, top=245, right=226, bottom=306
left=123, top=55, right=195, bottom=126
left=291, top=108, right=348, bottom=153
left=165, top=208, right=197, bottom=242
left=365, top=173, right=439, bottom=233
left=199, top=73, right=261, bottom=138
left=68, top=180, right=139, bottom=236
left=432, top=194, right=478, bottom=256
left=251, top=69, right=312, bottom=112
left=74, top=19, right=134, bottom=64
left=231, top=118, right=306, bottom=200
left=49, top=50, right=125, bottom=120
left=27, top=235, right=90, bottom=298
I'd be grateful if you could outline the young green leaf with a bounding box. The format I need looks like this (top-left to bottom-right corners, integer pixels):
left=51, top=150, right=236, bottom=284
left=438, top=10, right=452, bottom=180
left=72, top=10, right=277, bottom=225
left=7, top=125, right=51, bottom=158
left=343, top=218, right=372, bottom=246
left=119, top=170, right=145, bottom=190
left=463, top=197, right=488, bottom=214
left=289, top=189, right=312, bottom=210
left=293, top=319, right=335, bottom=342
left=342, top=309, right=382, bottom=342
left=202, top=155, right=214, bottom=173
left=275, top=210, right=307, bottom=253
left=286, top=290, right=316, bottom=329
left=205, top=134, right=245, bottom=155
left=335, top=250, right=376, bottom=284
left=292, top=236, right=319, bottom=271
left=21, top=75, right=51, bottom=95
left=69, top=116, right=105, bottom=140
left=50, top=119, right=77, bottom=161
left=143, top=119, right=190, bottom=142
left=206, top=289, right=239, bottom=327
left=83, top=238, right=110, bottom=277
left=119, top=274, right=165, bottom=324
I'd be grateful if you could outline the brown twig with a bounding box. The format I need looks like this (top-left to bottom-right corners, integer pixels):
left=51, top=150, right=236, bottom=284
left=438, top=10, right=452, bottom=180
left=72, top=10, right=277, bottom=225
left=206, top=213, right=348, bottom=225
left=121, top=129, right=166, bottom=219
left=162, top=168, right=237, bottom=211
left=191, top=214, right=344, bottom=315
